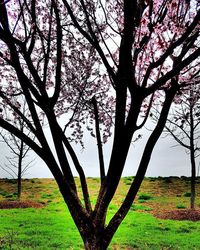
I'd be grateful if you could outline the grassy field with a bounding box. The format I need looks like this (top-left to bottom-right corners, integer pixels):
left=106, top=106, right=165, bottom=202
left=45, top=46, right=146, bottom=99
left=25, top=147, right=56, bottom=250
left=0, top=177, right=200, bottom=249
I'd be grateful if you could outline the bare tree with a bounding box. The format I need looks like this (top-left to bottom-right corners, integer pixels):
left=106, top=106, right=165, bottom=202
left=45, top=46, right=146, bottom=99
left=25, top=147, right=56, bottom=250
left=0, top=101, right=35, bottom=200
left=0, top=1, right=199, bottom=249
left=161, top=81, right=200, bottom=209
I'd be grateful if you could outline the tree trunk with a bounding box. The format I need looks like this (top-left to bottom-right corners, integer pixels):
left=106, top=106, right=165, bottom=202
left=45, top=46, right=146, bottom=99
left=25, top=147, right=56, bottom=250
left=17, top=170, right=22, bottom=200
left=83, top=233, right=109, bottom=250
left=17, top=140, right=23, bottom=200
left=190, top=151, right=196, bottom=209
left=190, top=100, right=196, bottom=210
left=84, top=240, right=104, bottom=250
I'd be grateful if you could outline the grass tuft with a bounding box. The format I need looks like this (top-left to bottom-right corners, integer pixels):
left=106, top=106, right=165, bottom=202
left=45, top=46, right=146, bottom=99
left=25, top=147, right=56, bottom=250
left=176, top=204, right=186, bottom=209
left=183, top=192, right=191, bottom=197
left=138, top=193, right=153, bottom=201
left=130, top=204, right=153, bottom=211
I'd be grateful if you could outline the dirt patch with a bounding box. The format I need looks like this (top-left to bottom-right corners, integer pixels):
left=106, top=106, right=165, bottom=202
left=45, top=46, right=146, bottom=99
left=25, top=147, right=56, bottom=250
left=153, top=209, right=200, bottom=221
left=0, top=200, right=44, bottom=209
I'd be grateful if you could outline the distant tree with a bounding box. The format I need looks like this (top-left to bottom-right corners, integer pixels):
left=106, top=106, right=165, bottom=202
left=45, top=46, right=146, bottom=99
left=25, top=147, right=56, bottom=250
left=160, top=81, right=200, bottom=209
left=0, top=101, right=35, bottom=200
left=0, top=1, right=199, bottom=249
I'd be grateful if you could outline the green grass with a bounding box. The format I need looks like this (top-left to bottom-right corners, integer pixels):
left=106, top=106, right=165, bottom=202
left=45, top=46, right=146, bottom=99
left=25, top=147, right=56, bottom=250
left=1, top=205, right=200, bottom=249
left=0, top=203, right=82, bottom=249
left=176, top=204, right=187, bottom=209
left=138, top=193, right=153, bottom=201
left=130, top=204, right=153, bottom=211
left=112, top=212, right=200, bottom=250
left=183, top=192, right=191, bottom=197
left=0, top=177, right=200, bottom=249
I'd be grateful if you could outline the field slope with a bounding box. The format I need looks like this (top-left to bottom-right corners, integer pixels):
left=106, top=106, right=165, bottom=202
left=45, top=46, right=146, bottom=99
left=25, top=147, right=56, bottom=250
left=0, top=177, right=200, bottom=249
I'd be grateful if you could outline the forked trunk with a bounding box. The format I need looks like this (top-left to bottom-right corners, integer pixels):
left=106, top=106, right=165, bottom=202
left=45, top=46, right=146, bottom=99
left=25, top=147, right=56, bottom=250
left=59, top=184, right=110, bottom=250
left=83, top=233, right=108, bottom=250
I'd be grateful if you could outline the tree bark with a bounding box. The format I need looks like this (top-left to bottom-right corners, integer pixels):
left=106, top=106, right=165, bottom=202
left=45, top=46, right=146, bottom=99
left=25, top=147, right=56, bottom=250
left=190, top=97, right=196, bottom=209
left=82, top=230, right=109, bottom=250
left=190, top=129, right=196, bottom=209
left=17, top=140, right=24, bottom=200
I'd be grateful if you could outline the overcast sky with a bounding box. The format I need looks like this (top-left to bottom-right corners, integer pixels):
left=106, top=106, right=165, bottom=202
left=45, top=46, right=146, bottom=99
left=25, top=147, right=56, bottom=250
left=0, top=122, right=197, bottom=179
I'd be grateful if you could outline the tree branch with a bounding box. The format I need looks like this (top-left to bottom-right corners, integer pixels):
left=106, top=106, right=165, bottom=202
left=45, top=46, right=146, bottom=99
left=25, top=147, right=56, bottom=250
left=92, top=96, right=105, bottom=182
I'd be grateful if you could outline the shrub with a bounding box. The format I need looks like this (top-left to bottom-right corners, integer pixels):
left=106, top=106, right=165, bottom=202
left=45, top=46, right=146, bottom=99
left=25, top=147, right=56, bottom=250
left=0, top=191, right=9, bottom=197
left=138, top=199, right=146, bottom=203
left=123, top=176, right=134, bottom=186
left=176, top=204, right=186, bottom=209
left=138, top=193, right=153, bottom=200
left=130, top=204, right=152, bottom=211
left=41, top=193, right=54, bottom=199
left=5, top=194, right=15, bottom=199
left=183, top=192, right=191, bottom=197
